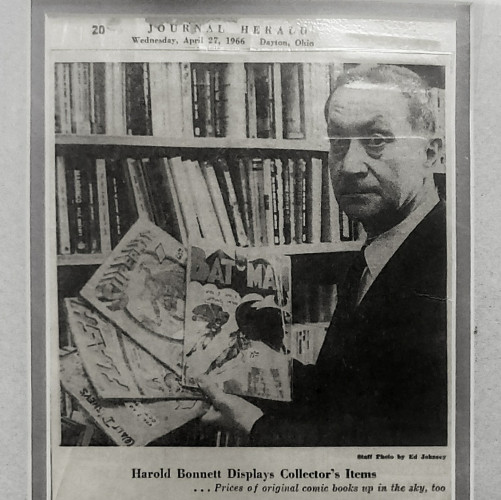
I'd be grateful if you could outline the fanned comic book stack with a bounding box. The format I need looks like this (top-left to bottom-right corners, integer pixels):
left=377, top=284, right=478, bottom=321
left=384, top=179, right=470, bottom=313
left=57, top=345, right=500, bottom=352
left=60, top=218, right=294, bottom=445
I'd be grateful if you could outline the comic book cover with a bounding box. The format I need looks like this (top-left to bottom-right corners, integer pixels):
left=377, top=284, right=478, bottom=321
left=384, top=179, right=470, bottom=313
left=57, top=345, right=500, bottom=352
left=64, top=297, right=200, bottom=400
left=182, top=244, right=292, bottom=401
left=59, top=351, right=207, bottom=446
left=80, top=219, right=187, bottom=375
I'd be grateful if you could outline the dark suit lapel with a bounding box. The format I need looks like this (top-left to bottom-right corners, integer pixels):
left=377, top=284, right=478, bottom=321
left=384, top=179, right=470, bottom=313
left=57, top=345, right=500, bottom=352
left=353, top=200, right=446, bottom=318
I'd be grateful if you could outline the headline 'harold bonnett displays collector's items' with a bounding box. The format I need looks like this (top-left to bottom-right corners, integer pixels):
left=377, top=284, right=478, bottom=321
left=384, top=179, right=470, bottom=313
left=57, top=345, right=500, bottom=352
left=47, top=15, right=459, bottom=500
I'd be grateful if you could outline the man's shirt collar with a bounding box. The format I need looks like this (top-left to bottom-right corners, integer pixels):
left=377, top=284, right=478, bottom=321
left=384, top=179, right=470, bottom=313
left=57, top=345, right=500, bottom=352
left=363, top=190, right=440, bottom=285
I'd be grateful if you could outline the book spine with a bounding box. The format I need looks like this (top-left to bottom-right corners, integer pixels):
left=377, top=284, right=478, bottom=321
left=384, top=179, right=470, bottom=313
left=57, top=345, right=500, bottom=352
left=107, top=159, right=136, bottom=248
left=88, top=63, right=96, bottom=134
left=54, top=64, right=62, bottom=133
left=95, top=159, right=112, bottom=254
left=69, top=63, right=79, bottom=134
left=139, top=157, right=162, bottom=227
left=191, top=160, right=225, bottom=242
left=287, top=158, right=296, bottom=244
left=214, top=157, right=249, bottom=246
left=72, top=160, right=90, bottom=253
left=72, top=63, right=92, bottom=135
left=161, top=157, right=188, bottom=245
left=137, top=158, right=156, bottom=221
left=255, top=64, right=275, bottom=139
left=125, top=63, right=147, bottom=136
left=120, top=159, right=138, bottom=232
left=55, top=156, right=71, bottom=254
left=253, top=157, right=267, bottom=246
left=81, top=63, right=92, bottom=135
left=142, top=158, right=167, bottom=230
left=91, top=63, right=106, bottom=134
left=166, top=63, right=184, bottom=137
left=281, top=63, right=305, bottom=139
left=294, top=157, right=306, bottom=244
left=116, top=63, right=127, bottom=135
left=86, top=158, right=100, bottom=253
left=142, top=63, right=153, bottom=136
left=168, top=156, right=202, bottom=241
left=126, top=158, right=151, bottom=220
left=309, top=157, right=323, bottom=244
left=263, top=158, right=275, bottom=246
left=270, top=160, right=281, bottom=245
left=181, top=63, right=194, bottom=137
left=247, top=157, right=260, bottom=245
left=282, top=158, right=291, bottom=245
left=185, top=159, right=223, bottom=241
left=149, top=63, right=168, bottom=136
left=191, top=65, right=201, bottom=137
left=320, top=160, right=340, bottom=243
left=204, top=66, right=214, bottom=137
left=106, top=160, right=122, bottom=248
left=302, top=63, right=314, bottom=140
left=275, top=158, right=285, bottom=245
left=213, top=65, right=225, bottom=137
left=104, top=63, right=115, bottom=135
left=237, top=157, right=252, bottom=242
left=305, top=155, right=314, bottom=243
left=201, top=161, right=236, bottom=246
left=225, top=63, right=246, bottom=138
left=272, top=63, right=283, bottom=140
left=60, top=64, right=72, bottom=134
left=106, top=62, right=127, bottom=135
left=245, top=64, right=257, bottom=138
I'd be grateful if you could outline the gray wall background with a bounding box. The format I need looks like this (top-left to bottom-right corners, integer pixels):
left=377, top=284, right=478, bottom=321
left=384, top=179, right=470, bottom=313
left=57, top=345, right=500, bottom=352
left=0, top=0, right=499, bottom=498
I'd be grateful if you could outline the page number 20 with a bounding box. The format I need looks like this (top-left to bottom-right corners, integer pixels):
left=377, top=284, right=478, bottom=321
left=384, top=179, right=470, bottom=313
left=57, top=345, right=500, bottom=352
left=92, top=25, right=106, bottom=35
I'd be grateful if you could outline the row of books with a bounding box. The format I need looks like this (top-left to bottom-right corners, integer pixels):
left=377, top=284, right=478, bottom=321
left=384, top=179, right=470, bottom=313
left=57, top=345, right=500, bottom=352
left=55, top=152, right=363, bottom=257
left=54, top=62, right=333, bottom=140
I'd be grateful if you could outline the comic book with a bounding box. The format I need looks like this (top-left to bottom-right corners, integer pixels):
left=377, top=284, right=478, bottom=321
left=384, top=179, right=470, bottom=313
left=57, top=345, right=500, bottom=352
left=64, top=297, right=200, bottom=400
left=59, top=351, right=207, bottom=446
left=80, top=219, right=186, bottom=375
left=182, top=244, right=292, bottom=401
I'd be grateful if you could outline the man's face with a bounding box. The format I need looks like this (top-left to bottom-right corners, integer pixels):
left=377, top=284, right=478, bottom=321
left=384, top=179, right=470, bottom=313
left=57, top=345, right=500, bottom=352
left=327, top=83, right=432, bottom=233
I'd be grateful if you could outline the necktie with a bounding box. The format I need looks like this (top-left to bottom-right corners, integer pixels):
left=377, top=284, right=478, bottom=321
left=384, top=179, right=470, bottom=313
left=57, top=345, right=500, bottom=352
left=339, top=247, right=367, bottom=314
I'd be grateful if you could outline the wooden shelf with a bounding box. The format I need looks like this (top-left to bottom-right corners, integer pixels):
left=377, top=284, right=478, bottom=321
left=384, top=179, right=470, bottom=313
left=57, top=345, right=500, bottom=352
left=57, top=241, right=362, bottom=266
left=57, top=253, right=107, bottom=266
left=244, top=241, right=362, bottom=256
left=54, top=134, right=330, bottom=152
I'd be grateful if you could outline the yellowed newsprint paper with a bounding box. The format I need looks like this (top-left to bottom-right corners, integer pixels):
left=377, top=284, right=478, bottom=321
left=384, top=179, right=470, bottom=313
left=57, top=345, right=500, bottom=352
left=46, top=15, right=457, bottom=500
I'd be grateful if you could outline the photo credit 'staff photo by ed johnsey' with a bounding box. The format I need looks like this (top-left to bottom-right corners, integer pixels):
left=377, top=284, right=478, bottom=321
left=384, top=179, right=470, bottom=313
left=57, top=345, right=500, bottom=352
left=46, top=15, right=458, bottom=500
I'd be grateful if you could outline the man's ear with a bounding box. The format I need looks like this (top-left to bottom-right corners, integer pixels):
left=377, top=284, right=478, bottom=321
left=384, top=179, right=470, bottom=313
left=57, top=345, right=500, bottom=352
left=425, top=138, right=443, bottom=169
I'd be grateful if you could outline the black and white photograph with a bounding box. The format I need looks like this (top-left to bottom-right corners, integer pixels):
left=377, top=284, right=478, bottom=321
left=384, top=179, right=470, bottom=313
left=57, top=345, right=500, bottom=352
left=45, top=15, right=460, bottom=500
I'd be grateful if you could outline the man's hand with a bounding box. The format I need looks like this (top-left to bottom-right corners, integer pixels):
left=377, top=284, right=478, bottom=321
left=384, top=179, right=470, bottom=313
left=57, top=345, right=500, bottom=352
left=198, top=377, right=264, bottom=435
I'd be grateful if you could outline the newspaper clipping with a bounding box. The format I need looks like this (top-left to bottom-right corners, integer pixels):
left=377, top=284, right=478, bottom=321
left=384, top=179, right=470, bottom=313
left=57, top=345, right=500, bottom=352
left=47, top=15, right=456, bottom=500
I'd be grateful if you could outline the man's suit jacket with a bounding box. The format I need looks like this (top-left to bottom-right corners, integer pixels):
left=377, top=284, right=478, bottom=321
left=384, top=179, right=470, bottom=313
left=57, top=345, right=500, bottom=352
left=250, top=201, right=448, bottom=446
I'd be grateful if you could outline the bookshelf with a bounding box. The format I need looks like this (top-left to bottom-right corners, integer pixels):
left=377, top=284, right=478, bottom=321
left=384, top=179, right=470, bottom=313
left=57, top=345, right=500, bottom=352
left=55, top=134, right=330, bottom=152
left=53, top=61, right=373, bottom=267
left=54, top=60, right=446, bottom=446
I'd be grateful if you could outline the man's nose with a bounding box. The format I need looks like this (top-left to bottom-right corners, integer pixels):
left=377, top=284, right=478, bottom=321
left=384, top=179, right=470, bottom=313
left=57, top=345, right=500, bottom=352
left=341, top=139, right=368, bottom=175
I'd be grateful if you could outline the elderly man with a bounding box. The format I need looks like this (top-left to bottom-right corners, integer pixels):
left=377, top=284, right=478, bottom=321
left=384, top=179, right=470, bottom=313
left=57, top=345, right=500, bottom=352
left=200, top=64, right=448, bottom=447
